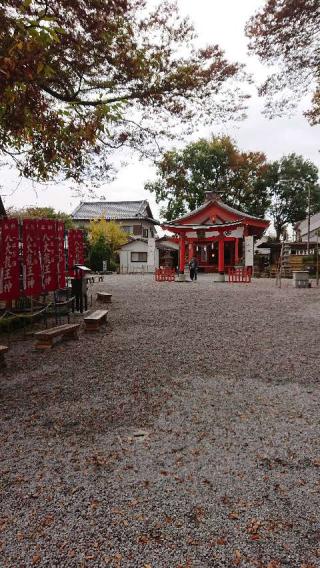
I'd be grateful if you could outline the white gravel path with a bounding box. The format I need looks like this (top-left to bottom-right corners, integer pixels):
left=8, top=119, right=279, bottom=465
left=0, top=275, right=320, bottom=568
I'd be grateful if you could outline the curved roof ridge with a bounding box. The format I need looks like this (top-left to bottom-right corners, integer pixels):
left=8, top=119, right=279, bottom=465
left=168, top=197, right=265, bottom=224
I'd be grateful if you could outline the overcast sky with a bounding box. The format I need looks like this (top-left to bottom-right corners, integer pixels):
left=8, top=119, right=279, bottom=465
left=2, top=0, right=319, bottom=218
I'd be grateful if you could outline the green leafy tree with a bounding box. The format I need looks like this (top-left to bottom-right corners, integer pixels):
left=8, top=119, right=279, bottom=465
left=246, top=0, right=320, bottom=124
left=145, top=136, right=270, bottom=220
left=8, top=205, right=75, bottom=228
left=262, top=154, right=320, bottom=240
left=88, top=235, right=111, bottom=272
left=0, top=0, right=246, bottom=182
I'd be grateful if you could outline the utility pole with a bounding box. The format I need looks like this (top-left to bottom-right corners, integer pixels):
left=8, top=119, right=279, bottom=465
left=307, top=183, right=311, bottom=255
left=316, top=230, right=319, bottom=287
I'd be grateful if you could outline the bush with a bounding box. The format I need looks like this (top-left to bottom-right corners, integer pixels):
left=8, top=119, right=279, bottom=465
left=109, top=258, right=119, bottom=272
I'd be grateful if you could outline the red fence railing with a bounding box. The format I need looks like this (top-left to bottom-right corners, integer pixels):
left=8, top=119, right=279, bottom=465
left=154, top=268, right=176, bottom=282
left=228, top=267, right=252, bottom=283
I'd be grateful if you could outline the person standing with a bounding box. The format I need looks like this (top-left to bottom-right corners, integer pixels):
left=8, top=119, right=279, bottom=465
left=189, top=256, right=198, bottom=281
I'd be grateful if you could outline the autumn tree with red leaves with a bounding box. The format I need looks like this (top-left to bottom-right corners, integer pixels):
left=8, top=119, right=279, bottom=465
left=0, top=0, right=246, bottom=182
left=246, top=0, right=320, bottom=124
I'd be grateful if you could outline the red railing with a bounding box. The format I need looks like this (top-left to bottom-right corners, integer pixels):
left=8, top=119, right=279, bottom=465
left=228, top=267, right=252, bottom=283
left=155, top=268, right=176, bottom=282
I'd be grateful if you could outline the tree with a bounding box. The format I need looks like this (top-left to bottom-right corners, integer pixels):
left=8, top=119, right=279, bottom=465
left=262, top=154, right=320, bottom=239
left=7, top=205, right=75, bottom=227
left=145, top=136, right=270, bottom=220
left=88, top=217, right=128, bottom=257
left=89, top=235, right=111, bottom=272
left=246, top=0, right=320, bottom=124
left=0, top=0, right=246, bottom=182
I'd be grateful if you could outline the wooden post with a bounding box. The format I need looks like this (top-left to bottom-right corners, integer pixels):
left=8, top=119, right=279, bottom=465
left=218, top=233, right=225, bottom=274
left=179, top=234, right=186, bottom=274
left=235, top=238, right=239, bottom=265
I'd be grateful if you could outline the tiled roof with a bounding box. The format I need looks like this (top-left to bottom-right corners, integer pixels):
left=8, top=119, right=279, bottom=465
left=72, top=200, right=155, bottom=221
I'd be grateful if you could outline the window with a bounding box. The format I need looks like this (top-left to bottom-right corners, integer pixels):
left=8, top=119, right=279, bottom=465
left=122, top=225, right=133, bottom=234
left=132, top=225, right=142, bottom=236
left=131, top=252, right=147, bottom=262
left=142, top=228, right=148, bottom=238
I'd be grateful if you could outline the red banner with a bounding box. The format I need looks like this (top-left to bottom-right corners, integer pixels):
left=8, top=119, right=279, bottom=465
left=22, top=219, right=42, bottom=296
left=68, top=229, right=84, bottom=274
left=56, top=221, right=66, bottom=289
left=38, top=220, right=58, bottom=292
left=0, top=218, right=20, bottom=301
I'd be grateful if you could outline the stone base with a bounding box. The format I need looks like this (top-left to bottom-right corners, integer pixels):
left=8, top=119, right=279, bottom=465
left=176, top=273, right=188, bottom=282
left=213, top=273, right=226, bottom=283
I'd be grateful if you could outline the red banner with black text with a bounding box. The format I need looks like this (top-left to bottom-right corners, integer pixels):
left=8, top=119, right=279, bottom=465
left=56, top=221, right=66, bottom=289
left=0, top=218, right=20, bottom=301
left=37, top=219, right=59, bottom=292
left=22, top=219, right=42, bottom=296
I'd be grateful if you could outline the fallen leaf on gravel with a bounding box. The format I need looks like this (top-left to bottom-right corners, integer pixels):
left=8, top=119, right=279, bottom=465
left=187, top=537, right=200, bottom=546
left=32, top=554, right=41, bottom=565
left=229, top=511, right=240, bottom=520
left=42, top=514, right=54, bottom=526
left=247, top=518, right=261, bottom=534
left=144, top=564, right=152, bottom=568
left=216, top=537, right=227, bottom=545
left=137, top=534, right=149, bottom=544
left=233, top=550, right=241, bottom=565
left=313, top=458, right=320, bottom=467
left=266, top=562, right=280, bottom=568
left=194, top=506, right=205, bottom=523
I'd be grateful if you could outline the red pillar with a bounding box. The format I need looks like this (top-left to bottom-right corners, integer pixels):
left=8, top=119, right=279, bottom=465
left=235, top=238, right=239, bottom=265
left=179, top=234, right=186, bottom=273
left=188, top=241, right=193, bottom=262
left=218, top=233, right=225, bottom=273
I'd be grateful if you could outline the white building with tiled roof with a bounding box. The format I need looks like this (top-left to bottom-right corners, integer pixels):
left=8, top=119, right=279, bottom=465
left=72, top=200, right=159, bottom=239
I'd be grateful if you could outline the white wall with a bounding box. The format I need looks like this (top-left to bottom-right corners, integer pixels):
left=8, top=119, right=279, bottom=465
left=119, top=240, right=159, bottom=273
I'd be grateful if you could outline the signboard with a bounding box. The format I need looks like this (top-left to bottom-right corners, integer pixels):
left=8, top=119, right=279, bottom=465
left=245, top=236, right=254, bottom=267
left=102, top=260, right=108, bottom=272
left=147, top=238, right=156, bottom=267
left=0, top=218, right=20, bottom=301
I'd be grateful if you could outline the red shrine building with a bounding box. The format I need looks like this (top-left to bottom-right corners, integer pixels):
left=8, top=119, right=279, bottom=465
left=161, top=193, right=269, bottom=274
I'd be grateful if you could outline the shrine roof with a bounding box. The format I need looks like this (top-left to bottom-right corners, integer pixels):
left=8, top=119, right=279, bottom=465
left=167, top=196, right=268, bottom=225
left=162, top=220, right=244, bottom=231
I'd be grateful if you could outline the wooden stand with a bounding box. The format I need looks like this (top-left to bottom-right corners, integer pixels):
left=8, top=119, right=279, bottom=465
left=34, top=323, right=80, bottom=349
left=96, top=292, right=112, bottom=303
left=84, top=310, right=108, bottom=332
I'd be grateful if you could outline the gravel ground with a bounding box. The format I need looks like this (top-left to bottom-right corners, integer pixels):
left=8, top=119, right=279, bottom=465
left=1, top=275, right=320, bottom=568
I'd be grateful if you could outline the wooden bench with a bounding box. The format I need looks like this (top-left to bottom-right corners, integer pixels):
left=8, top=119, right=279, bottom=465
left=84, top=309, right=108, bottom=332
left=34, top=323, right=80, bottom=349
left=0, top=345, right=8, bottom=367
left=96, top=292, right=112, bottom=303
